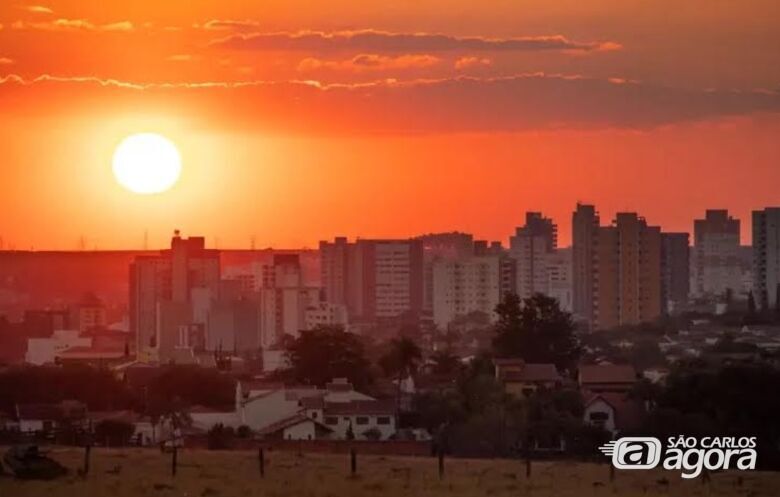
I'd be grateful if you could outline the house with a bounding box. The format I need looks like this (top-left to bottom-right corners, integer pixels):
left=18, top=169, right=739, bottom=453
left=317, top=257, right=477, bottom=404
left=238, top=383, right=321, bottom=432
left=319, top=400, right=397, bottom=440
left=494, top=358, right=562, bottom=397
left=25, top=330, right=91, bottom=365
left=578, top=364, right=637, bottom=394
left=583, top=392, right=644, bottom=436
left=237, top=378, right=374, bottom=433
left=15, top=400, right=88, bottom=433
left=256, top=413, right=333, bottom=440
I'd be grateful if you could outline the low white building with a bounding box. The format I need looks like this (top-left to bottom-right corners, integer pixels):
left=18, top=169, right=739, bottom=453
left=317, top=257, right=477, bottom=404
left=318, top=400, right=397, bottom=440
left=235, top=378, right=385, bottom=440
left=25, top=330, right=91, bottom=365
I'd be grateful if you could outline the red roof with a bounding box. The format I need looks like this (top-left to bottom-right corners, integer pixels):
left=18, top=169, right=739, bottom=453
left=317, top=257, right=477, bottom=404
left=501, top=363, right=561, bottom=383
left=493, top=358, right=525, bottom=367
left=579, top=364, right=637, bottom=385
left=299, top=395, right=326, bottom=410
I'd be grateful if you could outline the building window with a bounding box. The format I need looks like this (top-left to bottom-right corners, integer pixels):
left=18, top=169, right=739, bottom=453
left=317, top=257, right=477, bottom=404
left=356, top=416, right=369, bottom=425
left=377, top=416, right=391, bottom=425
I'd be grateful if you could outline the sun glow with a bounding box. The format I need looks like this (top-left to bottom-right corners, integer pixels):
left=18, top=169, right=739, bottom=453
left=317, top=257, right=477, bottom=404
left=112, top=133, right=182, bottom=194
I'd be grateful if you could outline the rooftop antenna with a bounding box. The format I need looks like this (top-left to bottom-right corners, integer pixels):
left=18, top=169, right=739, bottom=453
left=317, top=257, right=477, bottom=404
left=250, top=235, right=256, bottom=251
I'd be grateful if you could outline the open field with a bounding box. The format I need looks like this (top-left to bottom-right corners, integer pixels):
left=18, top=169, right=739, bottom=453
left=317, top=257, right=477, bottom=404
left=1, top=447, right=779, bottom=497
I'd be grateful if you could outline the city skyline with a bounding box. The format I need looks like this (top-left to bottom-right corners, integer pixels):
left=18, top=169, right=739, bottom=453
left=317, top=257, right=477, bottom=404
left=0, top=204, right=774, bottom=251
left=1, top=1, right=779, bottom=249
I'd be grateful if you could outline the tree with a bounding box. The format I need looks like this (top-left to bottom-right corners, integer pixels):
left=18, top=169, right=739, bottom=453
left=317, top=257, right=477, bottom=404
left=775, top=284, right=780, bottom=321
left=94, top=419, right=135, bottom=447
left=285, top=325, right=372, bottom=389
left=747, top=291, right=757, bottom=316
left=362, top=427, right=382, bottom=441
left=207, top=423, right=234, bottom=450
left=430, top=351, right=462, bottom=376
left=492, top=293, right=580, bottom=371
left=380, top=336, right=422, bottom=413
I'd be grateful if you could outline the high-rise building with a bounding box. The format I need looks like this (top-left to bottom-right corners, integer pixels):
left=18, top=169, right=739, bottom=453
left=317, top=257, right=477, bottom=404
left=594, top=213, right=662, bottom=330
left=416, top=232, right=474, bottom=314
left=319, top=238, right=424, bottom=322
left=129, top=232, right=220, bottom=361
left=572, top=203, right=599, bottom=324
left=509, top=212, right=557, bottom=300
left=661, top=232, right=690, bottom=313
left=692, top=210, right=741, bottom=298
left=432, top=255, right=502, bottom=329
left=546, top=248, right=573, bottom=313
left=259, top=254, right=322, bottom=346
left=752, top=207, right=780, bottom=310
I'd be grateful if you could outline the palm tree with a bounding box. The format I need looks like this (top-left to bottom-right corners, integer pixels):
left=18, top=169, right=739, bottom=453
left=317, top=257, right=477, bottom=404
left=380, top=337, right=422, bottom=415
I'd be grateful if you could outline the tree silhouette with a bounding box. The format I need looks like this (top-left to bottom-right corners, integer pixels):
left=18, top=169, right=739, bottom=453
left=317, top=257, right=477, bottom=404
left=380, top=336, right=422, bottom=413
left=492, top=293, right=579, bottom=371
left=284, top=325, right=372, bottom=389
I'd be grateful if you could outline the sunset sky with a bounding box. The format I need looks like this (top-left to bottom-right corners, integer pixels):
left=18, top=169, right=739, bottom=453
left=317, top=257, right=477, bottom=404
left=1, top=1, right=779, bottom=249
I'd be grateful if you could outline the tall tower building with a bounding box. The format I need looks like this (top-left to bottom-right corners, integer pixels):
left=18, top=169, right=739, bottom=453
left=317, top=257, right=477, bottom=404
left=661, top=232, right=690, bottom=313
left=692, top=210, right=741, bottom=298
left=752, top=207, right=780, bottom=310
left=129, top=232, right=220, bottom=361
left=572, top=203, right=599, bottom=324
left=594, top=213, right=662, bottom=330
left=509, top=212, right=557, bottom=300
left=319, top=238, right=424, bottom=322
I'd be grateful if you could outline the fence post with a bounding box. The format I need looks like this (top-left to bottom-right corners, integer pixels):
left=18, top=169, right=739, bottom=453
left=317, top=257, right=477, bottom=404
left=258, top=447, right=265, bottom=478
left=171, top=446, right=178, bottom=477
left=82, top=444, right=91, bottom=478
left=438, top=449, right=444, bottom=480
left=350, top=448, right=357, bottom=477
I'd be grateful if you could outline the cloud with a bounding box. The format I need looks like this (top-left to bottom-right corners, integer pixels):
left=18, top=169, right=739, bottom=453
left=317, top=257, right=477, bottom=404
left=454, top=56, right=492, bottom=70
left=211, top=29, right=621, bottom=54
left=11, top=18, right=134, bottom=32
left=22, top=5, right=54, bottom=14
left=297, top=54, right=441, bottom=73
left=0, top=57, right=14, bottom=65
left=167, top=54, right=196, bottom=62
left=0, top=73, right=777, bottom=134
left=198, top=20, right=261, bottom=31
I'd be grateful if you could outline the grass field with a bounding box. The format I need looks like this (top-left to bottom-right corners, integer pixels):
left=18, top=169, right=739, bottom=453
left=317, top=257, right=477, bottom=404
left=1, top=447, right=778, bottom=496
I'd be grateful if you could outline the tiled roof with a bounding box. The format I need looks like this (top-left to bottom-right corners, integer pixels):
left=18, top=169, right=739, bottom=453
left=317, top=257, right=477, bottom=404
left=299, top=395, right=326, bottom=410
left=501, top=363, right=561, bottom=383
left=16, top=404, right=62, bottom=421
left=579, top=364, right=637, bottom=384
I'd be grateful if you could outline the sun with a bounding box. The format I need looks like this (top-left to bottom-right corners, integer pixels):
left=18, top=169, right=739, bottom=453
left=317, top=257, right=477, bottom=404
left=112, top=133, right=182, bottom=194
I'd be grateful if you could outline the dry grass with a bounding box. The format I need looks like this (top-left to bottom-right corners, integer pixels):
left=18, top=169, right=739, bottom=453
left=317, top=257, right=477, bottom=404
left=1, top=447, right=778, bottom=496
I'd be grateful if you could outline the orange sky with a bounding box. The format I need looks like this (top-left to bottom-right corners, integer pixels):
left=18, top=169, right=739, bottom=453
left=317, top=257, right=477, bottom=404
left=0, top=1, right=779, bottom=249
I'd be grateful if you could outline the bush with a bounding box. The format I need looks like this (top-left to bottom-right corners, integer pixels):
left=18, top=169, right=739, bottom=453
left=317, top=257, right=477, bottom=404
left=362, top=427, right=382, bottom=441
left=236, top=425, right=252, bottom=438
left=95, top=419, right=135, bottom=447
left=207, top=423, right=234, bottom=450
